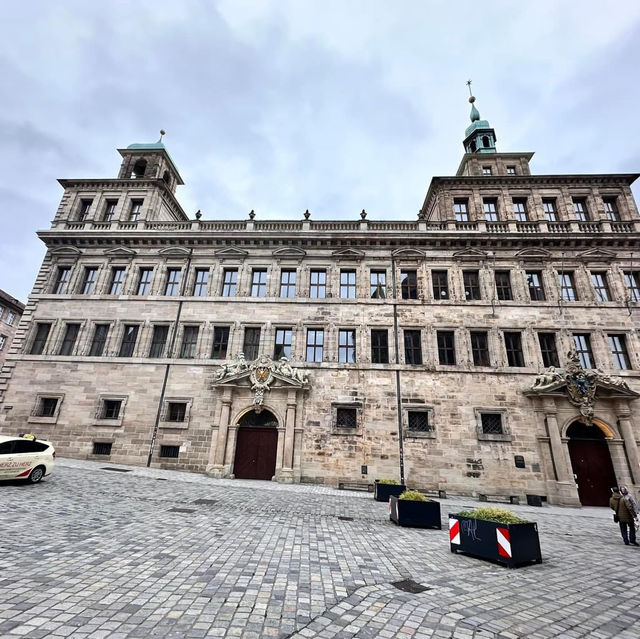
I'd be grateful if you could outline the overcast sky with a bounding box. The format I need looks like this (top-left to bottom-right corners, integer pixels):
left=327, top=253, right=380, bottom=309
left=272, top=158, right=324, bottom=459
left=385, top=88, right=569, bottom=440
left=1, top=1, right=640, bottom=302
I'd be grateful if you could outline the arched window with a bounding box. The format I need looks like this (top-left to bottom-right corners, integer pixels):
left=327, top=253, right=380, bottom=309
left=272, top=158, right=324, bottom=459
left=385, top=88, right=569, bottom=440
left=470, top=140, right=477, bottom=152
left=482, top=136, right=490, bottom=148
left=162, top=170, right=171, bottom=185
left=132, top=159, right=147, bottom=178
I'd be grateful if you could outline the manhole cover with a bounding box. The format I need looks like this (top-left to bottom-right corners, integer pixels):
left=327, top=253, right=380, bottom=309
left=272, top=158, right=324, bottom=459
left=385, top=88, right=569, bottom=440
left=101, top=467, right=132, bottom=473
left=391, top=579, right=431, bottom=594
left=338, top=516, right=354, bottom=521
left=193, top=499, right=217, bottom=505
left=169, top=508, right=196, bottom=514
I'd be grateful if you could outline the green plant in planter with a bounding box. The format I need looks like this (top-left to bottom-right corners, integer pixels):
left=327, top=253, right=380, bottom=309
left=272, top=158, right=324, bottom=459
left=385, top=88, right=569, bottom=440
left=377, top=478, right=400, bottom=485
left=456, top=506, right=529, bottom=524
left=399, top=490, right=430, bottom=502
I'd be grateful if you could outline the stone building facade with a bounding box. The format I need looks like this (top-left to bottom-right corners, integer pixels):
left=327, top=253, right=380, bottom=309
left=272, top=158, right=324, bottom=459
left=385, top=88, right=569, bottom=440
left=1, top=105, right=640, bottom=507
left=0, top=289, right=25, bottom=370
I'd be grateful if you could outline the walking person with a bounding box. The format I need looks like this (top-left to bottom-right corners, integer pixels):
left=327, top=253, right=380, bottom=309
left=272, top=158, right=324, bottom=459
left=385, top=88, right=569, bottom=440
left=610, top=487, right=639, bottom=546
left=620, top=485, right=639, bottom=514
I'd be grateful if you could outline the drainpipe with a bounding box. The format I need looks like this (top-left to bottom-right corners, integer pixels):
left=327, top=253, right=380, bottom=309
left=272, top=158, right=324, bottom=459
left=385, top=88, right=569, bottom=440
left=390, top=256, right=405, bottom=484
left=147, top=249, right=193, bottom=466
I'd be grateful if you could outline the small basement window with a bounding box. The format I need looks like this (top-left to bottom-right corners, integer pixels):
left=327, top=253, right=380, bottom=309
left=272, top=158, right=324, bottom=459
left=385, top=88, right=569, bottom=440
left=37, top=397, right=59, bottom=417
left=481, top=412, right=503, bottom=434
left=335, top=408, right=357, bottom=429
left=160, top=445, right=180, bottom=459
left=102, top=400, right=122, bottom=420
left=167, top=402, right=186, bottom=422
left=475, top=408, right=512, bottom=442
left=93, top=442, right=112, bottom=456
left=408, top=411, right=432, bottom=432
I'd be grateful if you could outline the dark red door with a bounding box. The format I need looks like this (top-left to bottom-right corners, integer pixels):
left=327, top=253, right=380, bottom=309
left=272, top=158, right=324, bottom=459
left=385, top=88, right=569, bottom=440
left=568, top=437, right=618, bottom=507
left=233, top=427, right=278, bottom=480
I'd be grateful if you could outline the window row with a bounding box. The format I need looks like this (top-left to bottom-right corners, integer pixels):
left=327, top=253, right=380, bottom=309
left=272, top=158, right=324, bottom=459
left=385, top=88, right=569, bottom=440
left=27, top=320, right=636, bottom=371
left=49, top=263, right=640, bottom=304
left=452, top=194, right=626, bottom=223
left=0, top=305, right=16, bottom=326
left=76, top=197, right=144, bottom=223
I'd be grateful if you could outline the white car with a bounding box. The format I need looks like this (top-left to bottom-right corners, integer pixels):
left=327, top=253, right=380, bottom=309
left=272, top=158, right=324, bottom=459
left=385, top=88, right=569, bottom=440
left=0, top=434, right=55, bottom=483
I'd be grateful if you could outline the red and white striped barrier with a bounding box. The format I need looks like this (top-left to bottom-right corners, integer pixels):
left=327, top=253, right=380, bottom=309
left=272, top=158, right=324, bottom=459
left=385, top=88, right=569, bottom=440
left=449, top=518, right=460, bottom=545
left=496, top=527, right=512, bottom=558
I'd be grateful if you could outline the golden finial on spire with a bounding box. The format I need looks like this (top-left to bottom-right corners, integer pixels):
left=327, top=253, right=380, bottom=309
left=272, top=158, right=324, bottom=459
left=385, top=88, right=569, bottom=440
left=466, top=79, right=475, bottom=103
left=159, top=129, right=166, bottom=142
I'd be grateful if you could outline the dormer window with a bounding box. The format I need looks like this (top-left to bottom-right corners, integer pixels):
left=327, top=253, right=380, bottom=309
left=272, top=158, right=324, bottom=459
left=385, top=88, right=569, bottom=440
left=482, top=166, right=492, bottom=175
left=131, top=159, right=147, bottom=179
left=506, top=166, right=516, bottom=175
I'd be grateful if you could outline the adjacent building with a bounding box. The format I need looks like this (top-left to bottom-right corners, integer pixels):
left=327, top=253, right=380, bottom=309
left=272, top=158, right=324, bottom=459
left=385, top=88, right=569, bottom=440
left=0, top=289, right=24, bottom=369
left=1, top=98, right=639, bottom=507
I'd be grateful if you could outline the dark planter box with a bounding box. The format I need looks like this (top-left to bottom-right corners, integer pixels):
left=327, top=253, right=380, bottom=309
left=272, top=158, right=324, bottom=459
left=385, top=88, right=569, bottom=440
left=373, top=481, right=406, bottom=502
left=389, top=496, right=441, bottom=529
left=448, top=513, right=542, bottom=568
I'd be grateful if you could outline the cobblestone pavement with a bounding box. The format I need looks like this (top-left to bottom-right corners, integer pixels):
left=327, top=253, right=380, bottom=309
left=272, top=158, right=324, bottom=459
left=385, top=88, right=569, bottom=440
left=1, top=459, right=639, bottom=639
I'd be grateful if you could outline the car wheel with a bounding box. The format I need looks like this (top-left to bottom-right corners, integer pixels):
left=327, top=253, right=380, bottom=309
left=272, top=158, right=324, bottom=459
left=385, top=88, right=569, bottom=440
left=28, top=466, right=45, bottom=483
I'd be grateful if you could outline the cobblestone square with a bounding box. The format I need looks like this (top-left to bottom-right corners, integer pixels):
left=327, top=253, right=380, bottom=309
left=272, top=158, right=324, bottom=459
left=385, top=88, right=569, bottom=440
left=1, top=459, right=639, bottom=638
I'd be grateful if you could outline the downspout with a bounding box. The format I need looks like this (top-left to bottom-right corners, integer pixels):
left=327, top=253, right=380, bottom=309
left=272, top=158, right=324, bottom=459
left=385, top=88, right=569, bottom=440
left=147, top=249, right=193, bottom=466
left=390, top=256, right=405, bottom=484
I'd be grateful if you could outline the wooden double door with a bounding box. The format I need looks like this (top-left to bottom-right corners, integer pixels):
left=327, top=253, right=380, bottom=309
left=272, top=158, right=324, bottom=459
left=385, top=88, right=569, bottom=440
left=233, top=409, right=279, bottom=480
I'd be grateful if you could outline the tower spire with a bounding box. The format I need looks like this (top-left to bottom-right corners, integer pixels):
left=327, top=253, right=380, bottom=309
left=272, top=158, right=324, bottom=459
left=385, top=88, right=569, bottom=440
left=466, top=79, right=480, bottom=122
left=462, top=81, right=496, bottom=154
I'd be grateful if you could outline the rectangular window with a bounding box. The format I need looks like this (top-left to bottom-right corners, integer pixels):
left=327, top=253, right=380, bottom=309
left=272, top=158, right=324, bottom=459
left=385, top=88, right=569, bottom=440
left=482, top=166, right=492, bottom=175
left=603, top=197, right=620, bottom=221
left=463, top=271, right=481, bottom=300
left=572, top=197, right=589, bottom=221
left=470, top=331, right=490, bottom=366
left=437, top=331, right=455, bottom=365
left=506, top=166, right=516, bottom=175
left=149, top=325, right=169, bottom=358
left=273, top=328, right=292, bottom=359
left=109, top=267, right=126, bottom=295
left=340, top=270, right=356, bottom=299
left=495, top=271, right=512, bottom=301
left=81, top=267, right=98, bottom=294
left=483, top=198, right=498, bottom=222
left=591, top=272, right=610, bottom=302
left=609, top=334, right=630, bottom=370
left=513, top=198, right=528, bottom=222
left=400, top=270, right=418, bottom=300
left=193, top=269, right=209, bottom=296
left=404, top=329, right=422, bottom=365
left=408, top=411, right=432, bottom=432
left=338, top=329, right=356, bottom=363
left=624, top=271, right=640, bottom=302
left=165, top=268, right=181, bottom=296
left=280, top=269, right=296, bottom=298
left=89, top=324, right=110, bottom=357
left=558, top=272, right=577, bottom=301
left=371, top=329, right=389, bottom=364
left=180, top=326, right=199, bottom=359
left=102, top=400, right=122, bottom=420
left=6, top=311, right=15, bottom=326
left=432, top=270, right=449, bottom=300
left=30, top=323, right=51, bottom=355
left=37, top=397, right=58, bottom=417
left=538, top=333, right=560, bottom=368
left=305, top=329, right=324, bottom=363
left=58, top=323, right=80, bottom=356
left=526, top=271, right=545, bottom=301
left=481, top=413, right=504, bottom=435
left=573, top=334, right=594, bottom=369
left=78, top=199, right=92, bottom=221
left=251, top=269, right=267, bottom=297
left=160, top=445, right=180, bottom=459
left=504, top=332, right=525, bottom=367
left=222, top=269, right=238, bottom=297
left=243, top=327, right=261, bottom=360
left=129, top=199, right=143, bottom=221
left=370, top=270, right=386, bottom=299
left=167, top=402, right=187, bottom=422
left=453, top=199, right=469, bottom=222
left=542, top=198, right=557, bottom=222
left=336, top=407, right=357, bottom=429
left=93, top=442, right=112, bottom=456
left=53, top=267, right=71, bottom=294
left=309, top=269, right=326, bottom=298
left=211, top=327, right=230, bottom=359
left=103, top=200, right=118, bottom=222
left=136, top=268, right=153, bottom=295
left=118, top=325, right=139, bottom=357
left=0, top=335, right=5, bottom=351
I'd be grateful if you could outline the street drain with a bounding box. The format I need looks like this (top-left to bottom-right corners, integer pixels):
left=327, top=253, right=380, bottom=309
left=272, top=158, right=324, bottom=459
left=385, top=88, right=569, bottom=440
left=193, top=499, right=217, bottom=505
left=169, top=508, right=196, bottom=514
left=101, top=467, right=133, bottom=473
left=338, top=516, right=354, bottom=521
left=391, top=579, right=431, bottom=594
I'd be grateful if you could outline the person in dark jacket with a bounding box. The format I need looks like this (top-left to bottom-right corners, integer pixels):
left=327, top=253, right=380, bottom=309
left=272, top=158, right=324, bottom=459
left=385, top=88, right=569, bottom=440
left=610, top=487, right=639, bottom=546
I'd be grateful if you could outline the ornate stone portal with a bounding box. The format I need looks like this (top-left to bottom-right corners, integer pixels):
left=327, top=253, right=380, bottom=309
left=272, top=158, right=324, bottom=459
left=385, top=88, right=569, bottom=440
left=207, top=355, right=309, bottom=482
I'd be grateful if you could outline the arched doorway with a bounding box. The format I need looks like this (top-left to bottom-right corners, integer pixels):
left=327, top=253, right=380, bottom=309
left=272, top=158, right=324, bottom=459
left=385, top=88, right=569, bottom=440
left=567, top=420, right=617, bottom=506
left=233, top=409, right=278, bottom=480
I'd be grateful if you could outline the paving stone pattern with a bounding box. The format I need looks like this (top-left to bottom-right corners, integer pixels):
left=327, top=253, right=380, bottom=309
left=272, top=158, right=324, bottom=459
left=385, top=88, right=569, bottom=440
left=1, top=459, right=639, bottom=638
